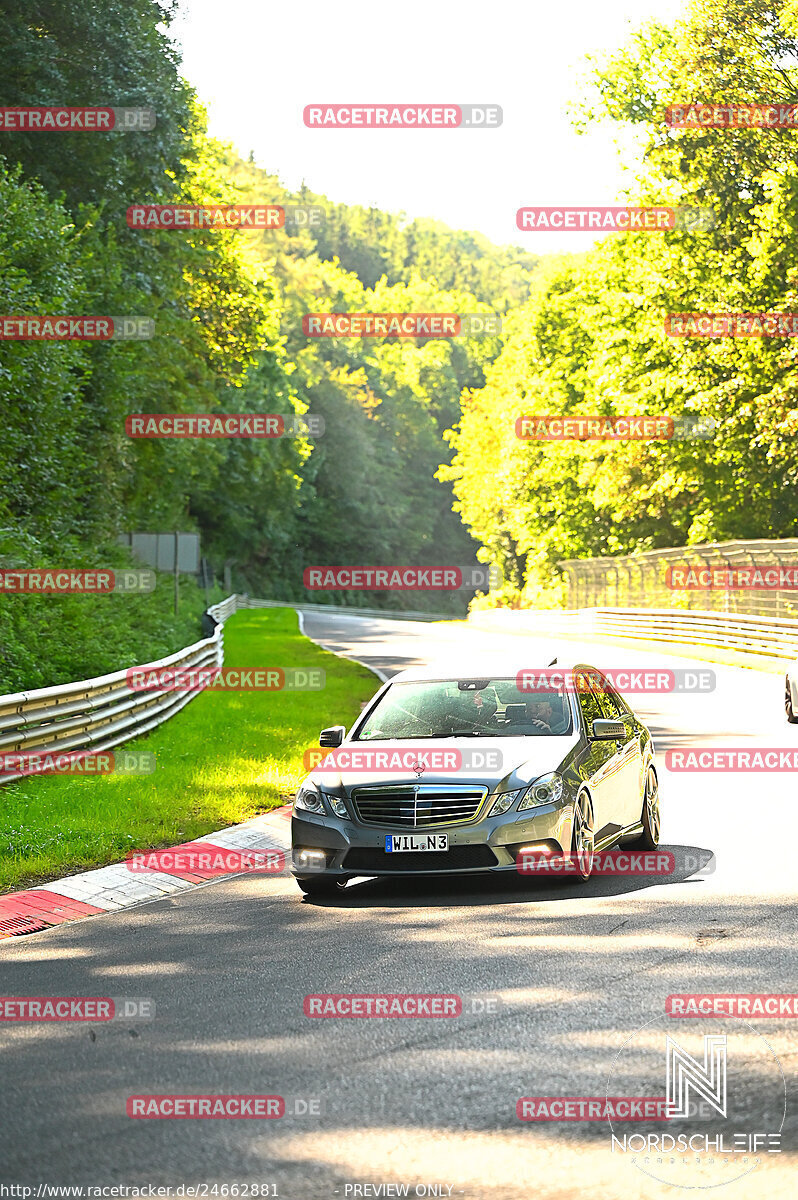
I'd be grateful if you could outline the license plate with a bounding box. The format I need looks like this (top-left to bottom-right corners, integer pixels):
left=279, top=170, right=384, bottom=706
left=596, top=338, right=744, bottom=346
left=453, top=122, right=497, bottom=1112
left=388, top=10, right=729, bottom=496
left=385, top=833, right=448, bottom=853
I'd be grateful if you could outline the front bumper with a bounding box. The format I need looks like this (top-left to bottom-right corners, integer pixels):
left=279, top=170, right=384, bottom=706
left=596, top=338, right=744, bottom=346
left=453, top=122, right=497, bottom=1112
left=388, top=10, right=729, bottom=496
left=291, top=799, right=573, bottom=878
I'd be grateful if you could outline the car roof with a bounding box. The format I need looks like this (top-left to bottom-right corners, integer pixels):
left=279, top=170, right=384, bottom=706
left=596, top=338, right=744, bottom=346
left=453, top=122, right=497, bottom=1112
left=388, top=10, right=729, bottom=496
left=389, top=658, right=591, bottom=684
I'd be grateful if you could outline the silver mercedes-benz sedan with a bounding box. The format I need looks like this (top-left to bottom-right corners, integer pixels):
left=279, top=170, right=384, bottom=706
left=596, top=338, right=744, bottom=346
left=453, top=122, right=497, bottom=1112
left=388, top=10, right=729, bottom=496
left=291, top=659, right=660, bottom=896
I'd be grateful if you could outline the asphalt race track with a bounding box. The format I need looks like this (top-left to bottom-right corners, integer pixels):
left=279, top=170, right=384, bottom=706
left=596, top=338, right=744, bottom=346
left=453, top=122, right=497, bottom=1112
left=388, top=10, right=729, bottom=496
left=1, top=611, right=797, bottom=1200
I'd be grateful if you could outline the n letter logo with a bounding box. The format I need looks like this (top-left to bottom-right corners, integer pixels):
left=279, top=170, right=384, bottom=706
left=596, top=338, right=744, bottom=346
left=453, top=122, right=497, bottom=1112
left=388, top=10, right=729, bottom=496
left=666, top=1034, right=727, bottom=1118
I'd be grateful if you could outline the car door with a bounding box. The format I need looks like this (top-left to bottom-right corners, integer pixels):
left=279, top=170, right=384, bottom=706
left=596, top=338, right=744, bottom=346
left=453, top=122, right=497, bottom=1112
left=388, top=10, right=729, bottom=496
left=574, top=669, right=621, bottom=842
left=593, top=673, right=644, bottom=828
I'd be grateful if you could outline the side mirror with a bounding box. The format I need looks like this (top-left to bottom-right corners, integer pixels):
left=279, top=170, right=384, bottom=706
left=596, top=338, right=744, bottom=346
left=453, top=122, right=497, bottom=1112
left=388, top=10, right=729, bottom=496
left=319, top=725, right=345, bottom=748
left=591, top=718, right=625, bottom=741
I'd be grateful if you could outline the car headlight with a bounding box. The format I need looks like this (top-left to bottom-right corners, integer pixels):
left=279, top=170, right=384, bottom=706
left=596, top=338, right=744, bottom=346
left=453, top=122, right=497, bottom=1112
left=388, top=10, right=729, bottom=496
left=327, top=794, right=348, bottom=819
left=518, top=772, right=564, bottom=810
left=488, top=788, right=523, bottom=816
left=295, top=783, right=326, bottom=815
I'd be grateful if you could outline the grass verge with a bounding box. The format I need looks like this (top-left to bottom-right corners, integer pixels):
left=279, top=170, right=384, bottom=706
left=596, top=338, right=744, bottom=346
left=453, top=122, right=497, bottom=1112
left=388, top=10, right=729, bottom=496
left=0, top=607, right=378, bottom=893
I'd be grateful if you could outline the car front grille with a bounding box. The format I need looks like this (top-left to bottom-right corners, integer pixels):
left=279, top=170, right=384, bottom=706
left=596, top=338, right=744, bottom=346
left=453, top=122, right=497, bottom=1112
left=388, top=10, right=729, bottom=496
left=342, top=845, right=498, bottom=872
left=350, top=784, right=488, bottom=828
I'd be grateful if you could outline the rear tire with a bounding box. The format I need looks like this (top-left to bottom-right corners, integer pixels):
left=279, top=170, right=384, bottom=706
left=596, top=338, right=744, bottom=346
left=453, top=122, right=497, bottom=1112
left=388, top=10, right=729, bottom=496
left=786, top=680, right=798, bottom=723
left=627, top=765, right=660, bottom=850
left=295, top=876, right=348, bottom=898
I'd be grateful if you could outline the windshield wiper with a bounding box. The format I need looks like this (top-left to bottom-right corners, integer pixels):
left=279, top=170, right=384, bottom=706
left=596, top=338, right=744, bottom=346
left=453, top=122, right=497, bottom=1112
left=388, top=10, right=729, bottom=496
left=447, top=730, right=494, bottom=737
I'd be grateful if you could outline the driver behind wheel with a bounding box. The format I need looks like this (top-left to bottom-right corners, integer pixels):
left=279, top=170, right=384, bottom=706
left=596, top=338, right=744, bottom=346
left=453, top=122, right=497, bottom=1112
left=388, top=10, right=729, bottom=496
left=529, top=692, right=571, bottom=733
left=527, top=699, right=554, bottom=731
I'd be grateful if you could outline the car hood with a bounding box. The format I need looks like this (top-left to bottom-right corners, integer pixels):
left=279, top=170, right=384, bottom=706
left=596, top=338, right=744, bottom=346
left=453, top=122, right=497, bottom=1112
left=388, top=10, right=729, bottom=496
left=308, top=733, right=581, bottom=795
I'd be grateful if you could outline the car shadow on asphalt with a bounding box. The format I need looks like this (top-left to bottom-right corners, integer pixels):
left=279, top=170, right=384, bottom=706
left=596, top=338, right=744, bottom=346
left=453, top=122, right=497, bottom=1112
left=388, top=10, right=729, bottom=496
left=299, top=842, right=716, bottom=908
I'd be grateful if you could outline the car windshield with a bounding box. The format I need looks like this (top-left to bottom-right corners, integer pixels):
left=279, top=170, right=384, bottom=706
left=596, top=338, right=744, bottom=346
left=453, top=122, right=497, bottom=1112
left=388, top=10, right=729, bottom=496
left=354, top=677, right=574, bottom=740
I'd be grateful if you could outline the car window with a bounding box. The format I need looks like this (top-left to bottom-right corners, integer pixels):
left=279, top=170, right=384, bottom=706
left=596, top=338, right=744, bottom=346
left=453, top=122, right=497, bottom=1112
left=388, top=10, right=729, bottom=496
left=591, top=673, right=627, bottom=722
left=605, top=682, right=633, bottom=718
left=575, top=671, right=604, bottom=732
left=353, top=677, right=573, bottom=740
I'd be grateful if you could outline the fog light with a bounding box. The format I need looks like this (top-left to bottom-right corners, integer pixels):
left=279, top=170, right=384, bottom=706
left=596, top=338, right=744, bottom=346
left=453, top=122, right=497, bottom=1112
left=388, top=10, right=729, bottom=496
left=515, top=841, right=559, bottom=873
left=296, top=848, right=327, bottom=871
left=517, top=843, right=550, bottom=856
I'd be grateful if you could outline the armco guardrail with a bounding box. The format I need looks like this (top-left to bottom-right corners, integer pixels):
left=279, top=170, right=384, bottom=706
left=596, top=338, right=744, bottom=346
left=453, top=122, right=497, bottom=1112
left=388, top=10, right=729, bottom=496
left=16, top=591, right=794, bottom=789
left=589, top=607, right=798, bottom=659
left=0, top=592, right=451, bottom=784
left=0, top=595, right=239, bottom=784
left=243, top=598, right=450, bottom=622
left=468, top=606, right=798, bottom=663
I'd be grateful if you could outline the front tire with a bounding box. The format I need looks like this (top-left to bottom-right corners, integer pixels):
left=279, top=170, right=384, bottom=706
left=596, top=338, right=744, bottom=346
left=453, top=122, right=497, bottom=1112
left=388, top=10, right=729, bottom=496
left=628, top=765, right=660, bottom=850
left=295, top=875, right=348, bottom=898
left=569, top=791, right=595, bottom=881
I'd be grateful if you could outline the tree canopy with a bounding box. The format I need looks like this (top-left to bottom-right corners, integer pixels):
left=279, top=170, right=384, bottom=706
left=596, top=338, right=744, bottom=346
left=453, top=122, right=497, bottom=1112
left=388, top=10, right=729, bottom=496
left=444, top=0, right=798, bottom=604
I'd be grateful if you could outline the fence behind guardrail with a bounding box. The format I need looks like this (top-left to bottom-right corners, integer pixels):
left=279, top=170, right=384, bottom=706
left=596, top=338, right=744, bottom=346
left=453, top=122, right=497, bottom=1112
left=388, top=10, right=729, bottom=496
left=559, top=538, right=798, bottom=618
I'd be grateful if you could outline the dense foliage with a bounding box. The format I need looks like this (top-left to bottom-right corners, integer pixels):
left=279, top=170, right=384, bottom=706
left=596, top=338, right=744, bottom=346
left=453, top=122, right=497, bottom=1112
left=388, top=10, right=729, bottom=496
left=0, top=0, right=540, bottom=687
left=444, top=0, right=798, bottom=603
left=4, top=0, right=794, bottom=683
